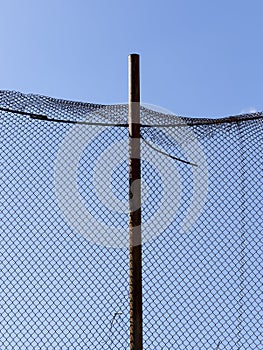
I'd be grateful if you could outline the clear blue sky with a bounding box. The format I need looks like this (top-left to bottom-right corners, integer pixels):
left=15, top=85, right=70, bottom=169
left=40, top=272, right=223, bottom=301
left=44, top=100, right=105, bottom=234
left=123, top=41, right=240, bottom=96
left=1, top=0, right=263, bottom=117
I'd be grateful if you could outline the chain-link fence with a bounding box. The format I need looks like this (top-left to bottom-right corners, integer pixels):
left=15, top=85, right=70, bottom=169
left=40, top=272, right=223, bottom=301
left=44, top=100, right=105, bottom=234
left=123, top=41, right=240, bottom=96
left=1, top=90, right=262, bottom=349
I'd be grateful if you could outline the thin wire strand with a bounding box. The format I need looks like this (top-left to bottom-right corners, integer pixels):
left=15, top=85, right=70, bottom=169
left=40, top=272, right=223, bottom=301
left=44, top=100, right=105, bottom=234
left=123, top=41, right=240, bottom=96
left=141, top=136, right=198, bottom=166
left=0, top=106, right=128, bottom=127
left=1, top=106, right=262, bottom=128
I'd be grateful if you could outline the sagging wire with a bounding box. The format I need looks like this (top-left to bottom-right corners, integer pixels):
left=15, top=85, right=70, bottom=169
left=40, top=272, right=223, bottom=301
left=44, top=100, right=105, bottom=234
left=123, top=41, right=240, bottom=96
left=99, top=311, right=123, bottom=348
left=109, top=312, right=123, bottom=348
left=216, top=340, right=221, bottom=350
left=0, top=106, right=128, bottom=127
left=1, top=106, right=198, bottom=166
left=141, top=135, right=198, bottom=167
left=1, top=106, right=262, bottom=128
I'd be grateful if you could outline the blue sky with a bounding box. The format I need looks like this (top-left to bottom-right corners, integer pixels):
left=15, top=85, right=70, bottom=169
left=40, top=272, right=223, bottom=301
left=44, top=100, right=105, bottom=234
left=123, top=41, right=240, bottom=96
left=1, top=0, right=263, bottom=117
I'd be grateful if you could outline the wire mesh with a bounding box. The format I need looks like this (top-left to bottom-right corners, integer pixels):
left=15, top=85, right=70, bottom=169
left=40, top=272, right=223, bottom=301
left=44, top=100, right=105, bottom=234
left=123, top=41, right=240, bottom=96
left=1, top=90, right=262, bottom=349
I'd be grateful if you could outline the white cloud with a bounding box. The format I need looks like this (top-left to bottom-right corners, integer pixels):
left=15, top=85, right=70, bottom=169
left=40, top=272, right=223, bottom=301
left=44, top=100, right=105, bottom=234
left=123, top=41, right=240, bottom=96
left=240, top=107, right=257, bottom=114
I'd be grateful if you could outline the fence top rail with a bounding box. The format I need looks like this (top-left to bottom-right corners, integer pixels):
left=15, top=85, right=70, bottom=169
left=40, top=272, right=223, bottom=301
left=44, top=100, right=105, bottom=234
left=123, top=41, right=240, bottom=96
left=1, top=90, right=262, bottom=128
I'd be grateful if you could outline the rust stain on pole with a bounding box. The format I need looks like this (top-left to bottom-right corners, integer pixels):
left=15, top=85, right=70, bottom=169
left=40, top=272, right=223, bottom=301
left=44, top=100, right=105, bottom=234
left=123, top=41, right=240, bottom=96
left=128, top=53, right=143, bottom=350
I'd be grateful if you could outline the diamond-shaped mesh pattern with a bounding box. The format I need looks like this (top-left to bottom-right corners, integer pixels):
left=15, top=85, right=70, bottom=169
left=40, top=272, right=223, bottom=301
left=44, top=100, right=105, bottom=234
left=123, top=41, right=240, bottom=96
left=1, top=90, right=262, bottom=349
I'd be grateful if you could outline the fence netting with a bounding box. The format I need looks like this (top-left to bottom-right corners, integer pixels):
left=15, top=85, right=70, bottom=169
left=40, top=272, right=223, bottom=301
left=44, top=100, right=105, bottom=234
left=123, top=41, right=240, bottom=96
left=1, top=90, right=262, bottom=349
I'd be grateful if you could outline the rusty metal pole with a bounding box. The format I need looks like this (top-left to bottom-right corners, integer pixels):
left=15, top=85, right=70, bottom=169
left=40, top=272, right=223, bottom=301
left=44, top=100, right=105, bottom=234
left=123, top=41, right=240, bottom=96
left=128, top=53, right=142, bottom=350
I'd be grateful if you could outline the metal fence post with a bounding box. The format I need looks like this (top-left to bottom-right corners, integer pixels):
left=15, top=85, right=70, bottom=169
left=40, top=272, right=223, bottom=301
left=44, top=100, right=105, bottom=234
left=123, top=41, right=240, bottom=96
left=128, top=53, right=143, bottom=350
